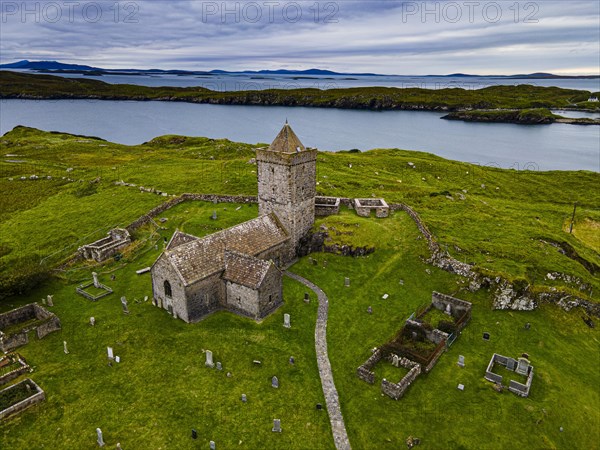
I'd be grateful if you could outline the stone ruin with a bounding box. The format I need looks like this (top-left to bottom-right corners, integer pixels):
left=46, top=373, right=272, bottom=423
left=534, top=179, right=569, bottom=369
left=0, top=303, right=61, bottom=353
left=78, top=228, right=131, bottom=262
left=353, top=198, right=390, bottom=218
left=315, top=196, right=341, bottom=216
left=485, top=353, right=534, bottom=397
left=0, top=353, right=31, bottom=386
left=0, top=378, right=45, bottom=420
left=357, top=292, right=472, bottom=400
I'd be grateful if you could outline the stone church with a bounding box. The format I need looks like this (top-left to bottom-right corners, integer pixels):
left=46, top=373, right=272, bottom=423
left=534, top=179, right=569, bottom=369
left=150, top=123, right=317, bottom=322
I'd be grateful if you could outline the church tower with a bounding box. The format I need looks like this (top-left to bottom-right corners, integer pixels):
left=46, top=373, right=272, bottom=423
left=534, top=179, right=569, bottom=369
left=256, top=122, right=317, bottom=261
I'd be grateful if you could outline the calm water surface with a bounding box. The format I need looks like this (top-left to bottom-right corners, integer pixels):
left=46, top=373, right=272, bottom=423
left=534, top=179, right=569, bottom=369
left=1, top=99, right=598, bottom=172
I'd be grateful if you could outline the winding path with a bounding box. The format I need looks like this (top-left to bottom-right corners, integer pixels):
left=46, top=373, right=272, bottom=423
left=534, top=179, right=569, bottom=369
left=285, top=271, right=351, bottom=450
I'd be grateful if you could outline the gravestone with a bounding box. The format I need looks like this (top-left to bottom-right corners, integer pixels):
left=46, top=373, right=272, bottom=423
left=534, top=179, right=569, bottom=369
left=283, top=314, right=291, bottom=328
left=367, top=306, right=372, bottom=314
left=210, top=440, right=216, bottom=449
left=226, top=372, right=232, bottom=378
left=116, top=444, right=122, bottom=450
left=525, top=323, right=531, bottom=330
left=216, top=362, right=222, bottom=371
left=272, top=419, right=282, bottom=433
left=90, top=317, right=96, bottom=326
left=120, top=297, right=129, bottom=315
left=205, top=350, right=215, bottom=368
left=445, top=304, right=452, bottom=315
left=92, top=272, right=100, bottom=289
left=289, top=356, right=295, bottom=365
left=483, top=332, right=490, bottom=341
left=253, top=360, right=261, bottom=365
left=304, top=292, right=310, bottom=303
left=457, top=355, right=465, bottom=368
left=323, top=260, right=328, bottom=268
left=344, top=277, right=350, bottom=287
left=115, top=356, right=121, bottom=363
left=392, top=354, right=400, bottom=367
left=191, top=429, right=197, bottom=439
left=316, top=403, right=323, bottom=410
left=47, top=295, right=54, bottom=307
left=63, top=341, right=69, bottom=354
left=399, top=279, right=404, bottom=285
left=42, top=298, right=46, bottom=305
left=241, top=394, right=247, bottom=403
left=107, top=347, right=114, bottom=359
left=457, top=383, right=465, bottom=391
left=506, top=358, right=517, bottom=371
left=211, top=211, right=217, bottom=220
left=382, top=294, right=389, bottom=300
left=271, top=376, right=279, bottom=388
left=516, top=358, right=530, bottom=376
left=96, top=428, right=105, bottom=447
left=411, top=331, right=417, bottom=340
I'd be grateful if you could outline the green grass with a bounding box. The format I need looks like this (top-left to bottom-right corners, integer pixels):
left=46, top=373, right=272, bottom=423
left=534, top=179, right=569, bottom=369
left=2, top=71, right=599, bottom=111
left=0, top=127, right=598, bottom=449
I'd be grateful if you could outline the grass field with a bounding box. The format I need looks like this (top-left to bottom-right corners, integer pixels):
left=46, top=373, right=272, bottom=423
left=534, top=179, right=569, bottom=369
left=0, top=126, right=598, bottom=448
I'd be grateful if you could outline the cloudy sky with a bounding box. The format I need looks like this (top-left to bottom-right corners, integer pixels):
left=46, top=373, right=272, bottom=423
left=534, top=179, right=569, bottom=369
left=1, top=0, right=598, bottom=74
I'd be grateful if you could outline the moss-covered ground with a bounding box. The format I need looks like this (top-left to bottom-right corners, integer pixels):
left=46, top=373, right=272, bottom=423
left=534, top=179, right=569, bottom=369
left=0, top=126, right=598, bottom=449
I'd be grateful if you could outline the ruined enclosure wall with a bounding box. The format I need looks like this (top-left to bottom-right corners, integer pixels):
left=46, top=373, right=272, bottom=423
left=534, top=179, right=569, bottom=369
left=315, top=197, right=340, bottom=216
left=381, top=365, right=421, bottom=400
left=357, top=349, right=383, bottom=384
left=0, top=355, right=30, bottom=386
left=0, top=304, right=36, bottom=330
left=0, top=379, right=45, bottom=420
left=0, top=304, right=60, bottom=352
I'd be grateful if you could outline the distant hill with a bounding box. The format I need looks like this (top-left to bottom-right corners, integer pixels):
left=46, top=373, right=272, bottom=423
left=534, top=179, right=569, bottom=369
left=0, top=60, right=598, bottom=79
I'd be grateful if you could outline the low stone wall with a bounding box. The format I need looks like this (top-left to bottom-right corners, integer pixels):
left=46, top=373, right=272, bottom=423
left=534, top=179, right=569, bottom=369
left=485, top=353, right=533, bottom=396
left=0, top=354, right=30, bottom=386
left=357, top=348, right=383, bottom=384
left=0, top=378, right=45, bottom=420
left=0, top=304, right=61, bottom=352
left=381, top=363, right=421, bottom=400
left=354, top=198, right=390, bottom=218
left=315, top=197, right=340, bottom=216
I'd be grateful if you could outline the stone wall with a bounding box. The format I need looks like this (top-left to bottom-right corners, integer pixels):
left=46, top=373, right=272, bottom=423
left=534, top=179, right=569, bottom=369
left=315, top=197, right=340, bottom=216
left=0, top=354, right=30, bottom=386
left=381, top=364, right=421, bottom=400
left=354, top=198, right=390, bottom=218
left=225, top=281, right=259, bottom=318
left=356, top=348, right=383, bottom=384
left=0, top=378, right=45, bottom=420
left=257, top=265, right=284, bottom=319
left=0, top=304, right=61, bottom=352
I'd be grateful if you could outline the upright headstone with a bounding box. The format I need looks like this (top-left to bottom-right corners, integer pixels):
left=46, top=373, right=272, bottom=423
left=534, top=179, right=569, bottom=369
left=289, top=356, right=295, bottom=365
left=445, top=304, right=452, bottom=315
left=507, top=358, right=517, bottom=371
left=107, top=347, right=114, bottom=359
left=241, top=394, right=247, bottom=403
left=63, top=341, right=69, bottom=354
left=344, top=277, right=350, bottom=287
left=90, top=317, right=96, bottom=326
left=516, top=358, right=530, bottom=376
left=525, top=323, right=531, bottom=330
left=483, top=332, right=490, bottom=341
left=191, top=429, right=197, bottom=439
left=271, top=376, right=279, bottom=388
left=272, top=419, right=282, bottom=433
left=392, top=354, right=400, bottom=367
left=283, top=313, right=291, bottom=328
left=205, top=350, right=215, bottom=368
left=42, top=298, right=47, bottom=305
left=116, top=444, right=122, bottom=450
left=210, top=440, right=216, bottom=449
left=47, top=295, right=54, bottom=307
left=96, top=428, right=105, bottom=447
left=367, top=306, right=372, bottom=314
left=216, top=362, right=222, bottom=371
left=120, top=297, right=129, bottom=315
left=115, top=356, right=121, bottom=363
left=304, top=292, right=310, bottom=303
left=211, top=211, right=217, bottom=220
left=457, top=355, right=465, bottom=368
left=93, top=272, right=100, bottom=289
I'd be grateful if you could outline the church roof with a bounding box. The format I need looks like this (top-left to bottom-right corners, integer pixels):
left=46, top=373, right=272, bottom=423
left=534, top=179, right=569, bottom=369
left=166, top=229, right=199, bottom=250
left=268, top=122, right=306, bottom=153
left=222, top=251, right=274, bottom=289
left=161, top=213, right=289, bottom=286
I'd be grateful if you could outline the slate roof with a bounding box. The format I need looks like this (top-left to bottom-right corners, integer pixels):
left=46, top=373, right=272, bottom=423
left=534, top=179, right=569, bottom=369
left=161, top=213, right=289, bottom=286
left=268, top=122, right=306, bottom=153
left=166, top=230, right=199, bottom=250
left=222, top=251, right=274, bottom=289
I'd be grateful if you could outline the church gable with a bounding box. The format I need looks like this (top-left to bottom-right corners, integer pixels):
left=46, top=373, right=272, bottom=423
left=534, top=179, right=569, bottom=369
left=222, top=250, right=273, bottom=290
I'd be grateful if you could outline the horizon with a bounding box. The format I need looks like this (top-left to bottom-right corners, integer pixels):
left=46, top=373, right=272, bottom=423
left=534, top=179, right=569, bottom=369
left=1, top=1, right=599, bottom=76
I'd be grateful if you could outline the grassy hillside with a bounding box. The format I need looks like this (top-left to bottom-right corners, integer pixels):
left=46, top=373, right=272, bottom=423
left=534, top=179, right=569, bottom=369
left=2, top=70, right=599, bottom=111
left=0, top=127, right=598, bottom=448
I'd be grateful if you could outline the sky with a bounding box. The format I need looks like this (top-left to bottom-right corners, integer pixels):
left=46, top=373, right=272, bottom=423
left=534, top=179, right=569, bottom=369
left=1, top=0, right=599, bottom=75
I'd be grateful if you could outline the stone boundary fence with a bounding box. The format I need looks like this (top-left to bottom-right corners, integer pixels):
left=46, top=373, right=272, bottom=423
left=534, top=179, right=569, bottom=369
left=0, top=378, right=45, bottom=420
left=0, top=354, right=30, bottom=386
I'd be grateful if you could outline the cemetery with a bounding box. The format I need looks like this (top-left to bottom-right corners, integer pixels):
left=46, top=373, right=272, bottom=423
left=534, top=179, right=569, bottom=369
left=0, top=124, right=598, bottom=449
left=75, top=272, right=113, bottom=301
left=0, top=378, right=45, bottom=420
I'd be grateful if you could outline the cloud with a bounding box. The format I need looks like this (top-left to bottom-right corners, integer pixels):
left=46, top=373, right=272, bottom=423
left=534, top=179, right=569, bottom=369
left=0, top=0, right=598, bottom=74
